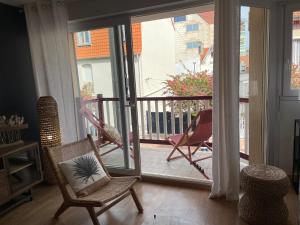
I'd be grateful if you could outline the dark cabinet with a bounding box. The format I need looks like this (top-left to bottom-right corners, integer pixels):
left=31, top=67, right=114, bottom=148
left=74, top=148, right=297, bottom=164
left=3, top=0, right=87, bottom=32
left=293, top=119, right=300, bottom=194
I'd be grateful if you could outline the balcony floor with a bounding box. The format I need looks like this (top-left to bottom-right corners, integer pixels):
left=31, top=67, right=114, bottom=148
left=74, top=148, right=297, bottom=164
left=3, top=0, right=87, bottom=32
left=101, top=143, right=248, bottom=181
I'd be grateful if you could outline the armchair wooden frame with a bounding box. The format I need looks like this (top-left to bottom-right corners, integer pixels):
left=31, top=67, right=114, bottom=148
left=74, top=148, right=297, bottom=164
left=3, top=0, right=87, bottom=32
left=45, top=135, right=143, bottom=225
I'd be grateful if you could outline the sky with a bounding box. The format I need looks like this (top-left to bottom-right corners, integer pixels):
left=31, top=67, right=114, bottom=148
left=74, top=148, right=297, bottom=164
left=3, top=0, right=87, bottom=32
left=241, top=6, right=250, bottom=19
left=241, top=6, right=250, bottom=48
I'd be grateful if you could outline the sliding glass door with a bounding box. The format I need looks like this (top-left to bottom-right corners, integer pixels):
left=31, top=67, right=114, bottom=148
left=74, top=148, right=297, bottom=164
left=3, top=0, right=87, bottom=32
left=71, top=17, right=141, bottom=176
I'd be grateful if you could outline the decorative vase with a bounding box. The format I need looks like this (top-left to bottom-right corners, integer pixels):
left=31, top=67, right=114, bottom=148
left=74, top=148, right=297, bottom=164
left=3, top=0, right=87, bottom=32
left=37, top=96, right=61, bottom=184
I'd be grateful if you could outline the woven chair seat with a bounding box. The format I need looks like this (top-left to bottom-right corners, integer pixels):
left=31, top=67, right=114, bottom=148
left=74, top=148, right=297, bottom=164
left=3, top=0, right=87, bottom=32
left=80, top=177, right=138, bottom=204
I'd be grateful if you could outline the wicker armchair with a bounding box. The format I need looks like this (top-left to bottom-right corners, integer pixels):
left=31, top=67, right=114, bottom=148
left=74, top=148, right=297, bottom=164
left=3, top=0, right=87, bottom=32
left=45, top=135, right=143, bottom=225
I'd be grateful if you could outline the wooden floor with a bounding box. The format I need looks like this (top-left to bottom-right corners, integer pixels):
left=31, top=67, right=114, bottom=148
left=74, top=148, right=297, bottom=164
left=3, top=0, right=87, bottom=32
left=0, top=182, right=298, bottom=225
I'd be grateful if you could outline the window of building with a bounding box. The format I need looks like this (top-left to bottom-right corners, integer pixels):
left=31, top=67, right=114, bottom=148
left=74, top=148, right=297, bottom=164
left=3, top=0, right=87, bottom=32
left=77, top=31, right=91, bottom=46
left=82, top=64, right=93, bottom=83
left=79, top=64, right=94, bottom=95
left=186, top=24, right=199, bottom=32
left=186, top=41, right=201, bottom=49
left=174, top=16, right=186, bottom=22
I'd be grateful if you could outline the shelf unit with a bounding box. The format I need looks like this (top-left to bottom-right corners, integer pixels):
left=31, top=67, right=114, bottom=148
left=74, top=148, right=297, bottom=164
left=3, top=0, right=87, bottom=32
left=0, top=142, right=43, bottom=215
left=9, top=161, right=33, bottom=174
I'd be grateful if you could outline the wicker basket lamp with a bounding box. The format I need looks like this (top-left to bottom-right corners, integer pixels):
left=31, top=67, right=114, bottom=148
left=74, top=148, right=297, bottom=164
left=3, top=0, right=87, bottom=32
left=37, top=96, right=62, bottom=184
left=239, top=164, right=290, bottom=225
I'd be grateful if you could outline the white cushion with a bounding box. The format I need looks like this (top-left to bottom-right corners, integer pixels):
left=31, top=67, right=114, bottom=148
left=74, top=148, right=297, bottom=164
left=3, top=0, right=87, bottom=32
left=103, top=125, right=122, bottom=142
left=58, top=152, right=110, bottom=197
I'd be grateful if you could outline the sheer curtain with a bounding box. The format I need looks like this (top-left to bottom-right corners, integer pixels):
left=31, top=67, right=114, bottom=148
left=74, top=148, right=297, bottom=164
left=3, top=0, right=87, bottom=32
left=210, top=0, right=241, bottom=200
left=25, top=0, right=78, bottom=143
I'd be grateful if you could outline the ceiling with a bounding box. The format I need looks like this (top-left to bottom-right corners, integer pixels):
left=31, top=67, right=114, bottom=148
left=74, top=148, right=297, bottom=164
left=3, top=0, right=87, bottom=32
left=0, top=0, right=287, bottom=8
left=0, top=0, right=79, bottom=7
left=0, top=0, right=34, bottom=6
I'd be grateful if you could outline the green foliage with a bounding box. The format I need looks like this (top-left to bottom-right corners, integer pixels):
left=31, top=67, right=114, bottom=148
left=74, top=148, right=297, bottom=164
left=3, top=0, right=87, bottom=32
left=291, top=64, right=300, bottom=89
left=80, top=82, right=94, bottom=100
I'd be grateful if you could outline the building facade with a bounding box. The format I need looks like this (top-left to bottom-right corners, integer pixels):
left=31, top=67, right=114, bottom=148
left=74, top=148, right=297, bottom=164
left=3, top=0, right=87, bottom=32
left=173, top=12, right=214, bottom=74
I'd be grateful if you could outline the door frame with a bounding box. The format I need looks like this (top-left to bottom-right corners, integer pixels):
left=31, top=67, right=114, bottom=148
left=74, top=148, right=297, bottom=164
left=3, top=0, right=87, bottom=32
left=69, top=16, right=141, bottom=176
left=69, top=1, right=276, bottom=183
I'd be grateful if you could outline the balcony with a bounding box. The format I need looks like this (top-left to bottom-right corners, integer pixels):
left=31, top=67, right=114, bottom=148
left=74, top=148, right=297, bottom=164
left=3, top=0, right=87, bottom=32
left=81, top=95, right=249, bottom=180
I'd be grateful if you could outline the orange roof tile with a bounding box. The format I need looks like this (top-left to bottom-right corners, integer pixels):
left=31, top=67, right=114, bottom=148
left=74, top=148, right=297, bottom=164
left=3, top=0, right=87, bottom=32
left=199, top=11, right=214, bottom=25
left=75, top=23, right=142, bottom=60
left=240, top=55, right=249, bottom=72
left=200, top=48, right=209, bottom=61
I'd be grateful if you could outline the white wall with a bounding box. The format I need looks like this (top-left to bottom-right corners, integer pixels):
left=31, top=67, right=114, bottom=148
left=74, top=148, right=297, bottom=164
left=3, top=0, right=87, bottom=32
left=77, top=58, right=114, bottom=97
left=174, top=14, right=214, bottom=74
left=77, top=57, right=141, bottom=127
left=140, top=19, right=176, bottom=97
left=77, top=57, right=141, bottom=96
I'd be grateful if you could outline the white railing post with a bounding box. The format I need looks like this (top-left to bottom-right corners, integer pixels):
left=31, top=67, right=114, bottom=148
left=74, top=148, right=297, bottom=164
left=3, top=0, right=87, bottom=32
left=187, top=102, right=192, bottom=127
left=139, top=100, right=145, bottom=139
left=171, top=101, right=175, bottom=135
left=163, top=100, right=168, bottom=138
left=179, top=101, right=183, bottom=134
left=155, top=100, right=160, bottom=140
left=106, top=101, right=111, bottom=126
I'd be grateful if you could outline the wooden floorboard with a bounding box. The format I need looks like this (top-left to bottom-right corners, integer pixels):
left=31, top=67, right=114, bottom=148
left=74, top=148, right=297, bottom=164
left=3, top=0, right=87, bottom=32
left=0, top=182, right=298, bottom=225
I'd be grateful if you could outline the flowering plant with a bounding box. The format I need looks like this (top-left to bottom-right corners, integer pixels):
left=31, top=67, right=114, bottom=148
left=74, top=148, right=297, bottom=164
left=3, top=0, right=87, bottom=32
left=291, top=64, right=300, bottom=89
left=80, top=82, right=95, bottom=100
left=164, top=71, right=213, bottom=113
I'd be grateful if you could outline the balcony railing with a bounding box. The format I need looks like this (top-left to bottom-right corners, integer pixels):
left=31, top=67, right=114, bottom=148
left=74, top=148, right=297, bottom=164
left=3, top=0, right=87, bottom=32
left=81, top=94, right=249, bottom=159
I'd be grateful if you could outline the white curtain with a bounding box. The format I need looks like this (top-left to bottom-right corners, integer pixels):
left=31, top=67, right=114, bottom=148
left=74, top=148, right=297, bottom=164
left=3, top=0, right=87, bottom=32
left=210, top=0, right=241, bottom=200
left=25, top=0, right=78, bottom=143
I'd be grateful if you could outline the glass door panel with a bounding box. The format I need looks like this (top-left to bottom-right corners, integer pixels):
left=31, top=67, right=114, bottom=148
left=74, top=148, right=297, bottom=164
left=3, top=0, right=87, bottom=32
left=72, top=20, right=140, bottom=175
left=283, top=4, right=300, bottom=96
left=290, top=10, right=300, bottom=90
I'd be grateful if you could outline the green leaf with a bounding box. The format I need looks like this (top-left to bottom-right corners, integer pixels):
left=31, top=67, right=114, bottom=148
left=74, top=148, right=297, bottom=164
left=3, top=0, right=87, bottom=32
left=72, top=155, right=101, bottom=184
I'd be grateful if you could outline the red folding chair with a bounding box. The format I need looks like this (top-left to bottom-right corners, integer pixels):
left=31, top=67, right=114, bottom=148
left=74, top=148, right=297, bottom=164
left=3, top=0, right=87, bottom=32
left=80, top=106, right=133, bottom=156
left=166, top=109, right=212, bottom=179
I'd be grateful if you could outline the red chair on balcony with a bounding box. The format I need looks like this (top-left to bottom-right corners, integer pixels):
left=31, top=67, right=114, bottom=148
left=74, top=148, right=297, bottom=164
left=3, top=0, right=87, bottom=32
left=80, top=106, right=133, bottom=156
left=166, top=109, right=212, bottom=179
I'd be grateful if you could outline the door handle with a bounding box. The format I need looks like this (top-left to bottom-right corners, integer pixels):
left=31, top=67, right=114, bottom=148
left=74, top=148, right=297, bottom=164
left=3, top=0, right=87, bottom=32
left=125, top=103, right=136, bottom=107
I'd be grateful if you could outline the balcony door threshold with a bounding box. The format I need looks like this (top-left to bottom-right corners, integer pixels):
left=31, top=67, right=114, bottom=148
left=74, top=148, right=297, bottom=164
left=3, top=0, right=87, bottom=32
left=141, top=173, right=212, bottom=190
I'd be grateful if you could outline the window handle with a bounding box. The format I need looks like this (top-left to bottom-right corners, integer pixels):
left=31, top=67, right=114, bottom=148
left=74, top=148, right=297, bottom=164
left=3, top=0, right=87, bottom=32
left=125, top=102, right=136, bottom=107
